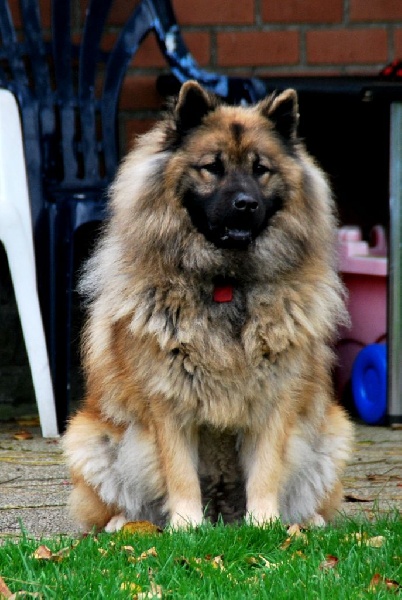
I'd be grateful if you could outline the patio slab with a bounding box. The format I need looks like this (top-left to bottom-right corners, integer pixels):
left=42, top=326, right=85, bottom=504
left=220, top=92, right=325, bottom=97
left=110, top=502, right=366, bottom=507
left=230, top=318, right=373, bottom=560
left=0, top=420, right=401, bottom=538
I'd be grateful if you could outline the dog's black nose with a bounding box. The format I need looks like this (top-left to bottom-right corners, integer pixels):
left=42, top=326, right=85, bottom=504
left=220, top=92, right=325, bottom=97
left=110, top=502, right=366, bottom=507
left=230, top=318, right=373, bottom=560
left=233, top=193, right=259, bottom=212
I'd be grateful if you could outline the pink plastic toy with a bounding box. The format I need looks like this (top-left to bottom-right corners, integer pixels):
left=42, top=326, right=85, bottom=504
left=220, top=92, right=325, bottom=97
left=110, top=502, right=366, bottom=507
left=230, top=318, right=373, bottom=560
left=336, top=225, right=387, bottom=400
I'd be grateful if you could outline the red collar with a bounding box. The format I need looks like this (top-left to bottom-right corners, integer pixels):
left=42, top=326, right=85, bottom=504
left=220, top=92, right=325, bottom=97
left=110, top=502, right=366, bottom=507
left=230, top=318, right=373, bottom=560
left=213, top=284, right=234, bottom=303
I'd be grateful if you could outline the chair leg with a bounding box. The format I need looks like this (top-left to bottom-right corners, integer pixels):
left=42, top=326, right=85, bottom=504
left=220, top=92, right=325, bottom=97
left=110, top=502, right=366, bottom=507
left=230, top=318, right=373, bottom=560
left=3, top=221, right=58, bottom=438
left=46, top=203, right=75, bottom=433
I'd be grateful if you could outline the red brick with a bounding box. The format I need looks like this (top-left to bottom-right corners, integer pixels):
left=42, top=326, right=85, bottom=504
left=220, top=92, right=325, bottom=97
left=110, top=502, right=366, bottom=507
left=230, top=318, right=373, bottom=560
left=173, top=0, right=254, bottom=25
left=350, top=0, right=402, bottom=22
left=217, top=31, right=299, bottom=67
left=132, top=31, right=210, bottom=68
left=262, top=0, right=342, bottom=24
left=106, top=0, right=254, bottom=26
left=306, top=29, right=388, bottom=64
left=119, top=76, right=163, bottom=111
left=104, top=0, right=132, bottom=26
left=394, top=29, right=402, bottom=58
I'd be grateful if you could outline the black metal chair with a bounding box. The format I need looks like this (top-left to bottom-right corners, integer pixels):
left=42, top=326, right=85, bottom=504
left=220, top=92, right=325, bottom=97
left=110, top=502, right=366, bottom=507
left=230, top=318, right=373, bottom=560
left=0, top=0, right=268, bottom=432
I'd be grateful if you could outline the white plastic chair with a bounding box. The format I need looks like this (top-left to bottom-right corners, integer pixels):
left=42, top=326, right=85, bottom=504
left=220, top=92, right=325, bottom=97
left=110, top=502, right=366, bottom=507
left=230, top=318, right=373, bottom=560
left=0, top=89, right=58, bottom=437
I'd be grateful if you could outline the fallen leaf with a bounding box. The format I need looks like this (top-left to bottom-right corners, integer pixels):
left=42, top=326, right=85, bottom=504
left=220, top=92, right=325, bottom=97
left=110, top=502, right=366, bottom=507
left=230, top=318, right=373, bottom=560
left=121, top=545, right=135, bottom=555
left=128, top=547, right=158, bottom=563
left=319, top=555, right=339, bottom=570
left=280, top=523, right=308, bottom=549
left=258, top=555, right=281, bottom=570
left=210, top=555, right=225, bottom=571
left=369, top=573, right=400, bottom=592
left=0, top=575, right=12, bottom=599
left=32, top=544, right=71, bottom=562
left=280, top=537, right=292, bottom=550
left=32, top=545, right=53, bottom=560
left=12, top=430, right=33, bottom=441
left=366, top=535, right=386, bottom=548
left=121, top=521, right=162, bottom=536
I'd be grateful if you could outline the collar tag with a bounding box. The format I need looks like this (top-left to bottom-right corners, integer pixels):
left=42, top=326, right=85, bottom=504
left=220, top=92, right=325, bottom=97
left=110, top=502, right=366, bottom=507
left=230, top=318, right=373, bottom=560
left=213, top=285, right=234, bottom=303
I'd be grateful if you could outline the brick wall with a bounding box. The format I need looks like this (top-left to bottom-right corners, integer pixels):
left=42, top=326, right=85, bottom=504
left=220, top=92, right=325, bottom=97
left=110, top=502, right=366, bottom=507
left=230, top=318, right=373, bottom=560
left=1, top=0, right=400, bottom=414
left=7, top=0, right=402, bottom=150
left=115, top=0, right=402, bottom=150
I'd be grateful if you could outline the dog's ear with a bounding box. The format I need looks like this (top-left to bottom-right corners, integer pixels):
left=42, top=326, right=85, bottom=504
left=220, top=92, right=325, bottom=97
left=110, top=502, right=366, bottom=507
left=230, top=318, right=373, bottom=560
left=175, top=81, right=217, bottom=134
left=260, top=89, right=299, bottom=141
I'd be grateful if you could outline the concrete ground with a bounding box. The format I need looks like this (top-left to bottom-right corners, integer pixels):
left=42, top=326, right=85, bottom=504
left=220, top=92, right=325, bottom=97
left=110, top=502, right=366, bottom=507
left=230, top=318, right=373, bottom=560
left=0, top=419, right=401, bottom=538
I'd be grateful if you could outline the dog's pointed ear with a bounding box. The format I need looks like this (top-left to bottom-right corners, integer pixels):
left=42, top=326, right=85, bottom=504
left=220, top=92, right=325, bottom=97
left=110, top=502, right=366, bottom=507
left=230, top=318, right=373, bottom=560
left=260, top=89, right=299, bottom=141
left=175, top=81, right=216, bottom=134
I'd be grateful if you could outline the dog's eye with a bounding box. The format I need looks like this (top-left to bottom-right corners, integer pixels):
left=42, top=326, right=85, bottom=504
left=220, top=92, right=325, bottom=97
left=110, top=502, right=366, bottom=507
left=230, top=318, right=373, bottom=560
left=201, top=159, right=224, bottom=177
left=253, top=161, right=270, bottom=177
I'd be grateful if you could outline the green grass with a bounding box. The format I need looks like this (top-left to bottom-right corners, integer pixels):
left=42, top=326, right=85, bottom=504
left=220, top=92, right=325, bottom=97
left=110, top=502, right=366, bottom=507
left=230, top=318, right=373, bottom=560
left=0, top=514, right=401, bottom=599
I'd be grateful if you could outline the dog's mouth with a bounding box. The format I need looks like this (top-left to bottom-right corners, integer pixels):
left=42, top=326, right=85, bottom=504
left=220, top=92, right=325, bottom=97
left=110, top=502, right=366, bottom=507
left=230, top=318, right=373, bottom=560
left=208, top=225, right=255, bottom=249
left=219, top=227, right=253, bottom=248
left=219, top=227, right=253, bottom=244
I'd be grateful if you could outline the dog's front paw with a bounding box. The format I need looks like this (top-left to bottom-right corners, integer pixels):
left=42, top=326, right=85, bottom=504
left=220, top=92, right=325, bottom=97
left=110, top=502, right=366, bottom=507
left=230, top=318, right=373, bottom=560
left=304, top=513, right=326, bottom=527
left=104, top=513, right=128, bottom=532
left=246, top=497, right=280, bottom=527
left=169, top=502, right=203, bottom=530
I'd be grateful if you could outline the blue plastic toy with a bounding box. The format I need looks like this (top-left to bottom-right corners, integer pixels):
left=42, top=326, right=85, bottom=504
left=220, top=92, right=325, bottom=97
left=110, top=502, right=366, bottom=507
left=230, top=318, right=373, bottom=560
left=352, top=344, right=387, bottom=424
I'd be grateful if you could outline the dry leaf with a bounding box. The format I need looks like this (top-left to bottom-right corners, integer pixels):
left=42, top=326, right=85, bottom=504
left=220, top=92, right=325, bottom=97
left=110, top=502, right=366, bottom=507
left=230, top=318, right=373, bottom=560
left=121, top=545, right=135, bottom=555
left=280, top=523, right=308, bottom=549
left=258, top=555, right=281, bottom=570
left=13, top=430, right=33, bottom=441
left=121, top=521, right=162, bottom=536
left=366, top=535, right=386, bottom=548
left=32, top=545, right=53, bottom=560
left=0, top=575, right=12, bottom=599
left=210, top=555, right=225, bottom=571
left=319, top=555, right=339, bottom=570
left=32, top=544, right=70, bottom=562
left=369, top=573, right=400, bottom=591
left=280, top=537, right=292, bottom=550
left=128, top=547, right=158, bottom=564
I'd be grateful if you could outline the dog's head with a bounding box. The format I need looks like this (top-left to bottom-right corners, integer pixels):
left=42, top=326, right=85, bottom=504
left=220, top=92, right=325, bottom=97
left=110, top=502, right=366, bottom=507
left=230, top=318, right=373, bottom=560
left=167, top=81, right=300, bottom=250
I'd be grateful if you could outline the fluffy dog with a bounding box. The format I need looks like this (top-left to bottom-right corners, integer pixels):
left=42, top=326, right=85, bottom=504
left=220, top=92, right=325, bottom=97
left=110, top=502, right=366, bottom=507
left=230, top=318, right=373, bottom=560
left=63, top=81, right=353, bottom=531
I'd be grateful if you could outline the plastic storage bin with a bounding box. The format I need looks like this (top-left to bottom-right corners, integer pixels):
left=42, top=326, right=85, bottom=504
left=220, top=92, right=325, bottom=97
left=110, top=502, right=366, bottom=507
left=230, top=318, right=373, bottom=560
left=336, top=226, right=387, bottom=411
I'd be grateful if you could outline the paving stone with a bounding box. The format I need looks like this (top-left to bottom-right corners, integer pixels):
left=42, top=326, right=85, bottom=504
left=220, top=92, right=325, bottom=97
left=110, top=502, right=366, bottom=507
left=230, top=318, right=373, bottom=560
left=0, top=420, right=401, bottom=538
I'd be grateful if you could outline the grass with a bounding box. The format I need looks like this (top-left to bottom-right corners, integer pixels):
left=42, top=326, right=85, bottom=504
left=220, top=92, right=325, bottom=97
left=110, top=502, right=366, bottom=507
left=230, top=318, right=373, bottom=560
left=0, top=514, right=401, bottom=599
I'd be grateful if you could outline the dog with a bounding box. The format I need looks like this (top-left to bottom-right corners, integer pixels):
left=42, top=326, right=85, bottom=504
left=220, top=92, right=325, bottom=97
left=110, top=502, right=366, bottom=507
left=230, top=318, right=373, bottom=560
left=63, top=81, right=353, bottom=531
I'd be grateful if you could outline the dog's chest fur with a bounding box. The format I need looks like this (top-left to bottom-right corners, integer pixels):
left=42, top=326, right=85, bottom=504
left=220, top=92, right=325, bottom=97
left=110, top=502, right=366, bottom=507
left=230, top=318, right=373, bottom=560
left=132, top=277, right=309, bottom=430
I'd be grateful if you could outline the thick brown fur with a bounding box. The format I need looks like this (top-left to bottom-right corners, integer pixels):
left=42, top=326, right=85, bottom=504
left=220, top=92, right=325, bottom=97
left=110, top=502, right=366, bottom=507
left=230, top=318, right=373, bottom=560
left=63, top=82, right=353, bottom=531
